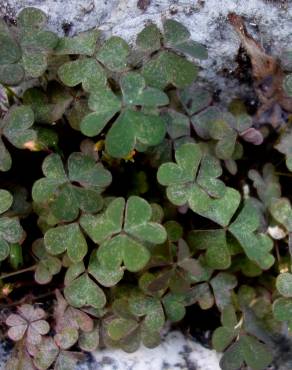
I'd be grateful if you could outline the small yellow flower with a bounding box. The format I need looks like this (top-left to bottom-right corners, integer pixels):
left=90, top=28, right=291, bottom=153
left=94, top=140, right=105, bottom=151
left=123, top=150, right=136, bottom=162
left=23, top=140, right=40, bottom=151
left=2, top=283, right=13, bottom=296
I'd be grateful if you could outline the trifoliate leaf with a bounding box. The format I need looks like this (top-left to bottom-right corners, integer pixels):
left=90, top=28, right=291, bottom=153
left=157, top=143, right=241, bottom=226
left=81, top=196, right=166, bottom=274
left=32, top=152, right=110, bottom=222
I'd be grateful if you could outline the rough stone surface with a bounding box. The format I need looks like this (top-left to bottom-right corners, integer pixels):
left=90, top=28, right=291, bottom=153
left=0, top=330, right=221, bottom=370
left=0, top=1, right=291, bottom=369
left=1, top=0, right=292, bottom=103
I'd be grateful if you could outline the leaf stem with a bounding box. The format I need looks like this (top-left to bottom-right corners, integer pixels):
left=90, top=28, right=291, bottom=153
left=0, top=265, right=37, bottom=280
left=275, top=172, right=292, bottom=178
left=4, top=86, right=22, bottom=101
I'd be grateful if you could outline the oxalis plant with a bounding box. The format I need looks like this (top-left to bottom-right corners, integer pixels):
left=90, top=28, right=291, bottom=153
left=0, top=7, right=291, bottom=370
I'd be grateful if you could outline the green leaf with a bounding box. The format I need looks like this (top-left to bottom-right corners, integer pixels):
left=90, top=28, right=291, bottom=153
left=162, top=293, right=186, bottom=322
left=89, top=250, right=124, bottom=287
left=273, top=297, right=292, bottom=322
left=55, top=29, right=100, bottom=55
left=17, top=8, right=48, bottom=31
left=219, top=341, right=244, bottom=370
left=0, top=23, right=21, bottom=64
left=98, top=234, right=150, bottom=272
left=189, top=230, right=231, bottom=269
left=0, top=217, right=24, bottom=244
left=124, top=196, right=167, bottom=244
left=157, top=142, right=202, bottom=186
left=157, top=143, right=240, bottom=226
left=2, top=106, right=36, bottom=149
left=82, top=196, right=165, bottom=273
left=129, top=294, right=165, bottom=331
left=229, top=202, right=275, bottom=269
left=33, top=337, right=59, bottom=370
left=22, top=51, right=47, bottom=78
left=0, top=138, right=11, bottom=171
left=248, top=163, right=281, bottom=208
left=208, top=118, right=238, bottom=160
left=184, top=282, right=214, bottom=309
left=163, top=19, right=207, bottom=60
left=80, top=197, right=125, bottom=243
left=80, top=88, right=121, bottom=137
left=164, top=221, right=183, bottom=242
left=0, top=190, right=13, bottom=214
left=68, top=152, right=112, bottom=190
left=23, top=84, right=73, bottom=125
left=0, top=64, right=24, bottom=86
left=33, top=239, right=62, bottom=284
left=164, top=110, right=190, bottom=140
left=240, top=335, right=273, bottom=370
left=121, top=72, right=169, bottom=107
left=163, top=19, right=190, bottom=46
left=270, top=197, right=292, bottom=232
left=105, top=109, right=166, bottom=158
left=0, top=239, right=10, bottom=261
left=64, top=272, right=106, bottom=309
left=136, top=24, right=161, bottom=53
left=58, top=58, right=106, bottom=92
left=142, top=51, right=198, bottom=89
left=276, top=272, right=292, bottom=297
left=44, top=223, right=87, bottom=263
left=78, top=326, right=99, bottom=352
left=96, top=36, right=130, bottom=72
left=178, top=85, right=212, bottom=116
left=210, top=272, right=237, bottom=311
left=107, top=318, right=139, bottom=341
left=17, top=8, right=58, bottom=78
left=274, top=125, right=292, bottom=171
left=32, top=152, right=109, bottom=222
left=54, top=327, right=78, bottom=349
left=212, top=327, right=236, bottom=352
left=284, top=73, right=292, bottom=96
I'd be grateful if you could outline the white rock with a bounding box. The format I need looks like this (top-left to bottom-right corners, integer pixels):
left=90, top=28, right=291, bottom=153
left=0, top=330, right=221, bottom=370
left=90, top=331, right=221, bottom=370
left=1, top=0, right=292, bottom=103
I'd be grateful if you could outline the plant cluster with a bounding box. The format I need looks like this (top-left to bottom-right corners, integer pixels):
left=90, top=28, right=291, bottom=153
left=0, top=7, right=291, bottom=370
